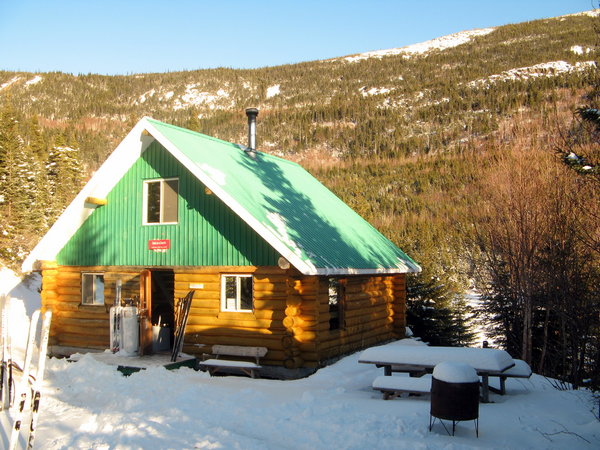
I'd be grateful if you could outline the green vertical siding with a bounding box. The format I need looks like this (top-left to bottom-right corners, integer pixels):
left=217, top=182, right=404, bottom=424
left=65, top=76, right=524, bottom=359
left=57, top=141, right=279, bottom=267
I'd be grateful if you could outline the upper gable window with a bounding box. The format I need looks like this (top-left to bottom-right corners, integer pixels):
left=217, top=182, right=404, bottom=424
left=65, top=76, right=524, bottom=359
left=143, top=178, right=179, bottom=225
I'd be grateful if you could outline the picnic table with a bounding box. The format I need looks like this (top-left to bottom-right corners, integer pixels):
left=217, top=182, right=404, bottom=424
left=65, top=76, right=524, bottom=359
left=358, top=343, right=515, bottom=403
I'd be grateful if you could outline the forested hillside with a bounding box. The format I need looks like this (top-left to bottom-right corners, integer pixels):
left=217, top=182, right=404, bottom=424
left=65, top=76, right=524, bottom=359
left=1, top=11, right=598, bottom=387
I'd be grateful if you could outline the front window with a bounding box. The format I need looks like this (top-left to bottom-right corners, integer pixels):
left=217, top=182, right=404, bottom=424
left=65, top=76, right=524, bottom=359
left=82, top=273, right=105, bottom=305
left=328, top=277, right=346, bottom=330
left=144, top=178, right=179, bottom=224
left=221, top=275, right=253, bottom=312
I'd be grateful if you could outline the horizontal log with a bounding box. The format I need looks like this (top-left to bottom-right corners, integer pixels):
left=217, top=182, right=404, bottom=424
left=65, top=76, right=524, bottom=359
left=253, top=299, right=287, bottom=310
left=186, top=316, right=285, bottom=330
left=174, top=274, right=220, bottom=283
left=282, top=314, right=317, bottom=329
left=284, top=356, right=304, bottom=370
left=181, top=334, right=283, bottom=348
left=53, top=309, right=109, bottom=319
left=286, top=295, right=303, bottom=307
left=56, top=286, right=82, bottom=296
left=174, top=281, right=220, bottom=292
left=344, top=305, right=391, bottom=319
left=294, top=330, right=317, bottom=343
left=345, top=296, right=391, bottom=310
left=252, top=275, right=288, bottom=285
left=343, top=318, right=392, bottom=333
left=177, top=292, right=219, bottom=301
left=252, top=291, right=287, bottom=301
left=285, top=305, right=300, bottom=316
left=57, top=334, right=109, bottom=348
left=56, top=316, right=109, bottom=327
left=285, top=347, right=302, bottom=357
left=184, top=325, right=282, bottom=337
left=253, top=281, right=287, bottom=292
left=54, top=323, right=110, bottom=337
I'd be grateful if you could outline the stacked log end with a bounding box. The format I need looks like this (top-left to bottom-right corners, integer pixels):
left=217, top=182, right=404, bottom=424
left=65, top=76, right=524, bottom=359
left=282, top=277, right=319, bottom=369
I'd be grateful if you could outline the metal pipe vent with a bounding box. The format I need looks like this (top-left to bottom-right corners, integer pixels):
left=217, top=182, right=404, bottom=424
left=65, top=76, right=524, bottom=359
left=246, top=107, right=259, bottom=152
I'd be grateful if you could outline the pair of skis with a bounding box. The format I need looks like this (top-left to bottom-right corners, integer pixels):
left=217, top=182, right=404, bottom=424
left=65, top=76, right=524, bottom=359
left=1, top=295, right=14, bottom=411
left=170, top=290, right=194, bottom=362
left=6, top=308, right=52, bottom=450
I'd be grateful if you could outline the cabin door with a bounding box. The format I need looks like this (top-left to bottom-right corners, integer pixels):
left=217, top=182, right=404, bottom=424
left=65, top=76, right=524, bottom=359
left=139, top=269, right=175, bottom=355
left=139, top=270, right=153, bottom=355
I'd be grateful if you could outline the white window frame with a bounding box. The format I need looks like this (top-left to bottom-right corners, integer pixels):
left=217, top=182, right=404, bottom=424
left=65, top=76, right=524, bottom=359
left=81, top=272, right=105, bottom=305
left=142, top=177, right=179, bottom=225
left=220, top=274, right=253, bottom=312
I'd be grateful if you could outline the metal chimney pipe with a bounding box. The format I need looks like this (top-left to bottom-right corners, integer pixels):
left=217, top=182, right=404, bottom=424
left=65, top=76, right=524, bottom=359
left=246, top=107, right=259, bottom=151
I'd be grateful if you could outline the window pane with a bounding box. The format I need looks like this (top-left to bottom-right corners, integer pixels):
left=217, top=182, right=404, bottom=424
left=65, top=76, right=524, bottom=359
left=224, top=276, right=236, bottom=310
left=94, top=275, right=105, bottom=305
left=239, top=276, right=253, bottom=311
left=146, top=181, right=161, bottom=223
left=328, top=278, right=341, bottom=330
left=82, top=274, right=94, bottom=304
left=163, top=179, right=178, bottom=223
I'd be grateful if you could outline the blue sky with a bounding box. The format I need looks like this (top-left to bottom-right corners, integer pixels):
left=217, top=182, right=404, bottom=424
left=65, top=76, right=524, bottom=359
left=0, top=0, right=595, bottom=75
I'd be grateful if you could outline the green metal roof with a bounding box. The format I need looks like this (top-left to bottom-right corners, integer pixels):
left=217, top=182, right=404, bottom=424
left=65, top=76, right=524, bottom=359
left=146, top=118, right=420, bottom=275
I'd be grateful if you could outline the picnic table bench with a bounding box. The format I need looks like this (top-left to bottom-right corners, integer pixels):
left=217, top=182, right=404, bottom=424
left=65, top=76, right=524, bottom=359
left=372, top=375, right=432, bottom=400
left=359, top=343, right=516, bottom=403
left=488, top=359, right=532, bottom=394
left=198, top=345, right=267, bottom=378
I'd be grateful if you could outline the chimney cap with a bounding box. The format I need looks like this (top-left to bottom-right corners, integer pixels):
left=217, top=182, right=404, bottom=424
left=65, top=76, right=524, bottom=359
left=246, top=107, right=259, bottom=117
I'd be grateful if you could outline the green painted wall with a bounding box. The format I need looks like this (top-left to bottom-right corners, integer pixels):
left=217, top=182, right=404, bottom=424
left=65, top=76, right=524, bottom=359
left=57, top=141, right=280, bottom=267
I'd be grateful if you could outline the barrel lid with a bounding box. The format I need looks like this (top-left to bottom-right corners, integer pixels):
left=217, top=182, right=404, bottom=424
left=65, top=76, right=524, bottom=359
left=433, top=361, right=478, bottom=383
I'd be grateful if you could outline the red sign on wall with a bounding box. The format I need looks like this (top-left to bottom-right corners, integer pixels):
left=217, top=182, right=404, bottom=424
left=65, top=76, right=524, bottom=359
left=148, top=239, right=171, bottom=250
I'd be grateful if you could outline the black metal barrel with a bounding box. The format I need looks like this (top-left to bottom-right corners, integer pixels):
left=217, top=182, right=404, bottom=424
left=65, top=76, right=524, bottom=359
left=430, top=361, right=479, bottom=436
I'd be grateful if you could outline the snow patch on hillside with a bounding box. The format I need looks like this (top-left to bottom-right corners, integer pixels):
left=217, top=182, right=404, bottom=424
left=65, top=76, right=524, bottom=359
left=360, top=86, right=393, bottom=97
left=137, top=88, right=175, bottom=104
left=560, top=9, right=600, bottom=19
left=0, top=76, right=21, bottom=91
left=340, top=27, right=496, bottom=63
left=266, top=84, right=280, bottom=98
left=468, top=60, right=596, bottom=87
left=571, top=45, right=593, bottom=55
left=25, top=75, right=43, bottom=86
left=173, top=85, right=232, bottom=110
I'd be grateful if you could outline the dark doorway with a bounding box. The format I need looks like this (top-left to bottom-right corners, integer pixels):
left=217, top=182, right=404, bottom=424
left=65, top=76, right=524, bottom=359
left=150, top=269, right=175, bottom=352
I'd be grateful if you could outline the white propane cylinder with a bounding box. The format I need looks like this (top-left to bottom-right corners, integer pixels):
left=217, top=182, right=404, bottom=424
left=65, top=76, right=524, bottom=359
left=121, top=306, right=139, bottom=356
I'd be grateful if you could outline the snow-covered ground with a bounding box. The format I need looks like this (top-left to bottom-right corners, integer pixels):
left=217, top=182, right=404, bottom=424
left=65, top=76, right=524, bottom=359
left=2, top=269, right=599, bottom=449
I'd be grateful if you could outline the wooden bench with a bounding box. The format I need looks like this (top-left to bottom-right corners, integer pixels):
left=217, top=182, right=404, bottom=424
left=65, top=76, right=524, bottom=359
left=198, top=345, right=268, bottom=378
left=488, top=359, right=532, bottom=394
left=372, top=375, right=432, bottom=400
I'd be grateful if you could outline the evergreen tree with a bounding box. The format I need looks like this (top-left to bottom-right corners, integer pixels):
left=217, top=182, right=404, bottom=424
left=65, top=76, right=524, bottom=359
left=0, top=100, right=45, bottom=267
left=46, top=134, right=84, bottom=222
left=406, top=270, right=476, bottom=347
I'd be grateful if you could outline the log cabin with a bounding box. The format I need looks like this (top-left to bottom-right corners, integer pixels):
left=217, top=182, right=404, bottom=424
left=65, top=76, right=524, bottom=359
left=23, top=110, right=421, bottom=377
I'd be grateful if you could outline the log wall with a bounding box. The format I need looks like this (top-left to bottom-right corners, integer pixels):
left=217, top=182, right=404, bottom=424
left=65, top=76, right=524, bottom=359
left=175, top=266, right=292, bottom=367
left=40, top=262, right=408, bottom=369
left=314, top=274, right=407, bottom=362
left=41, top=263, right=141, bottom=349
